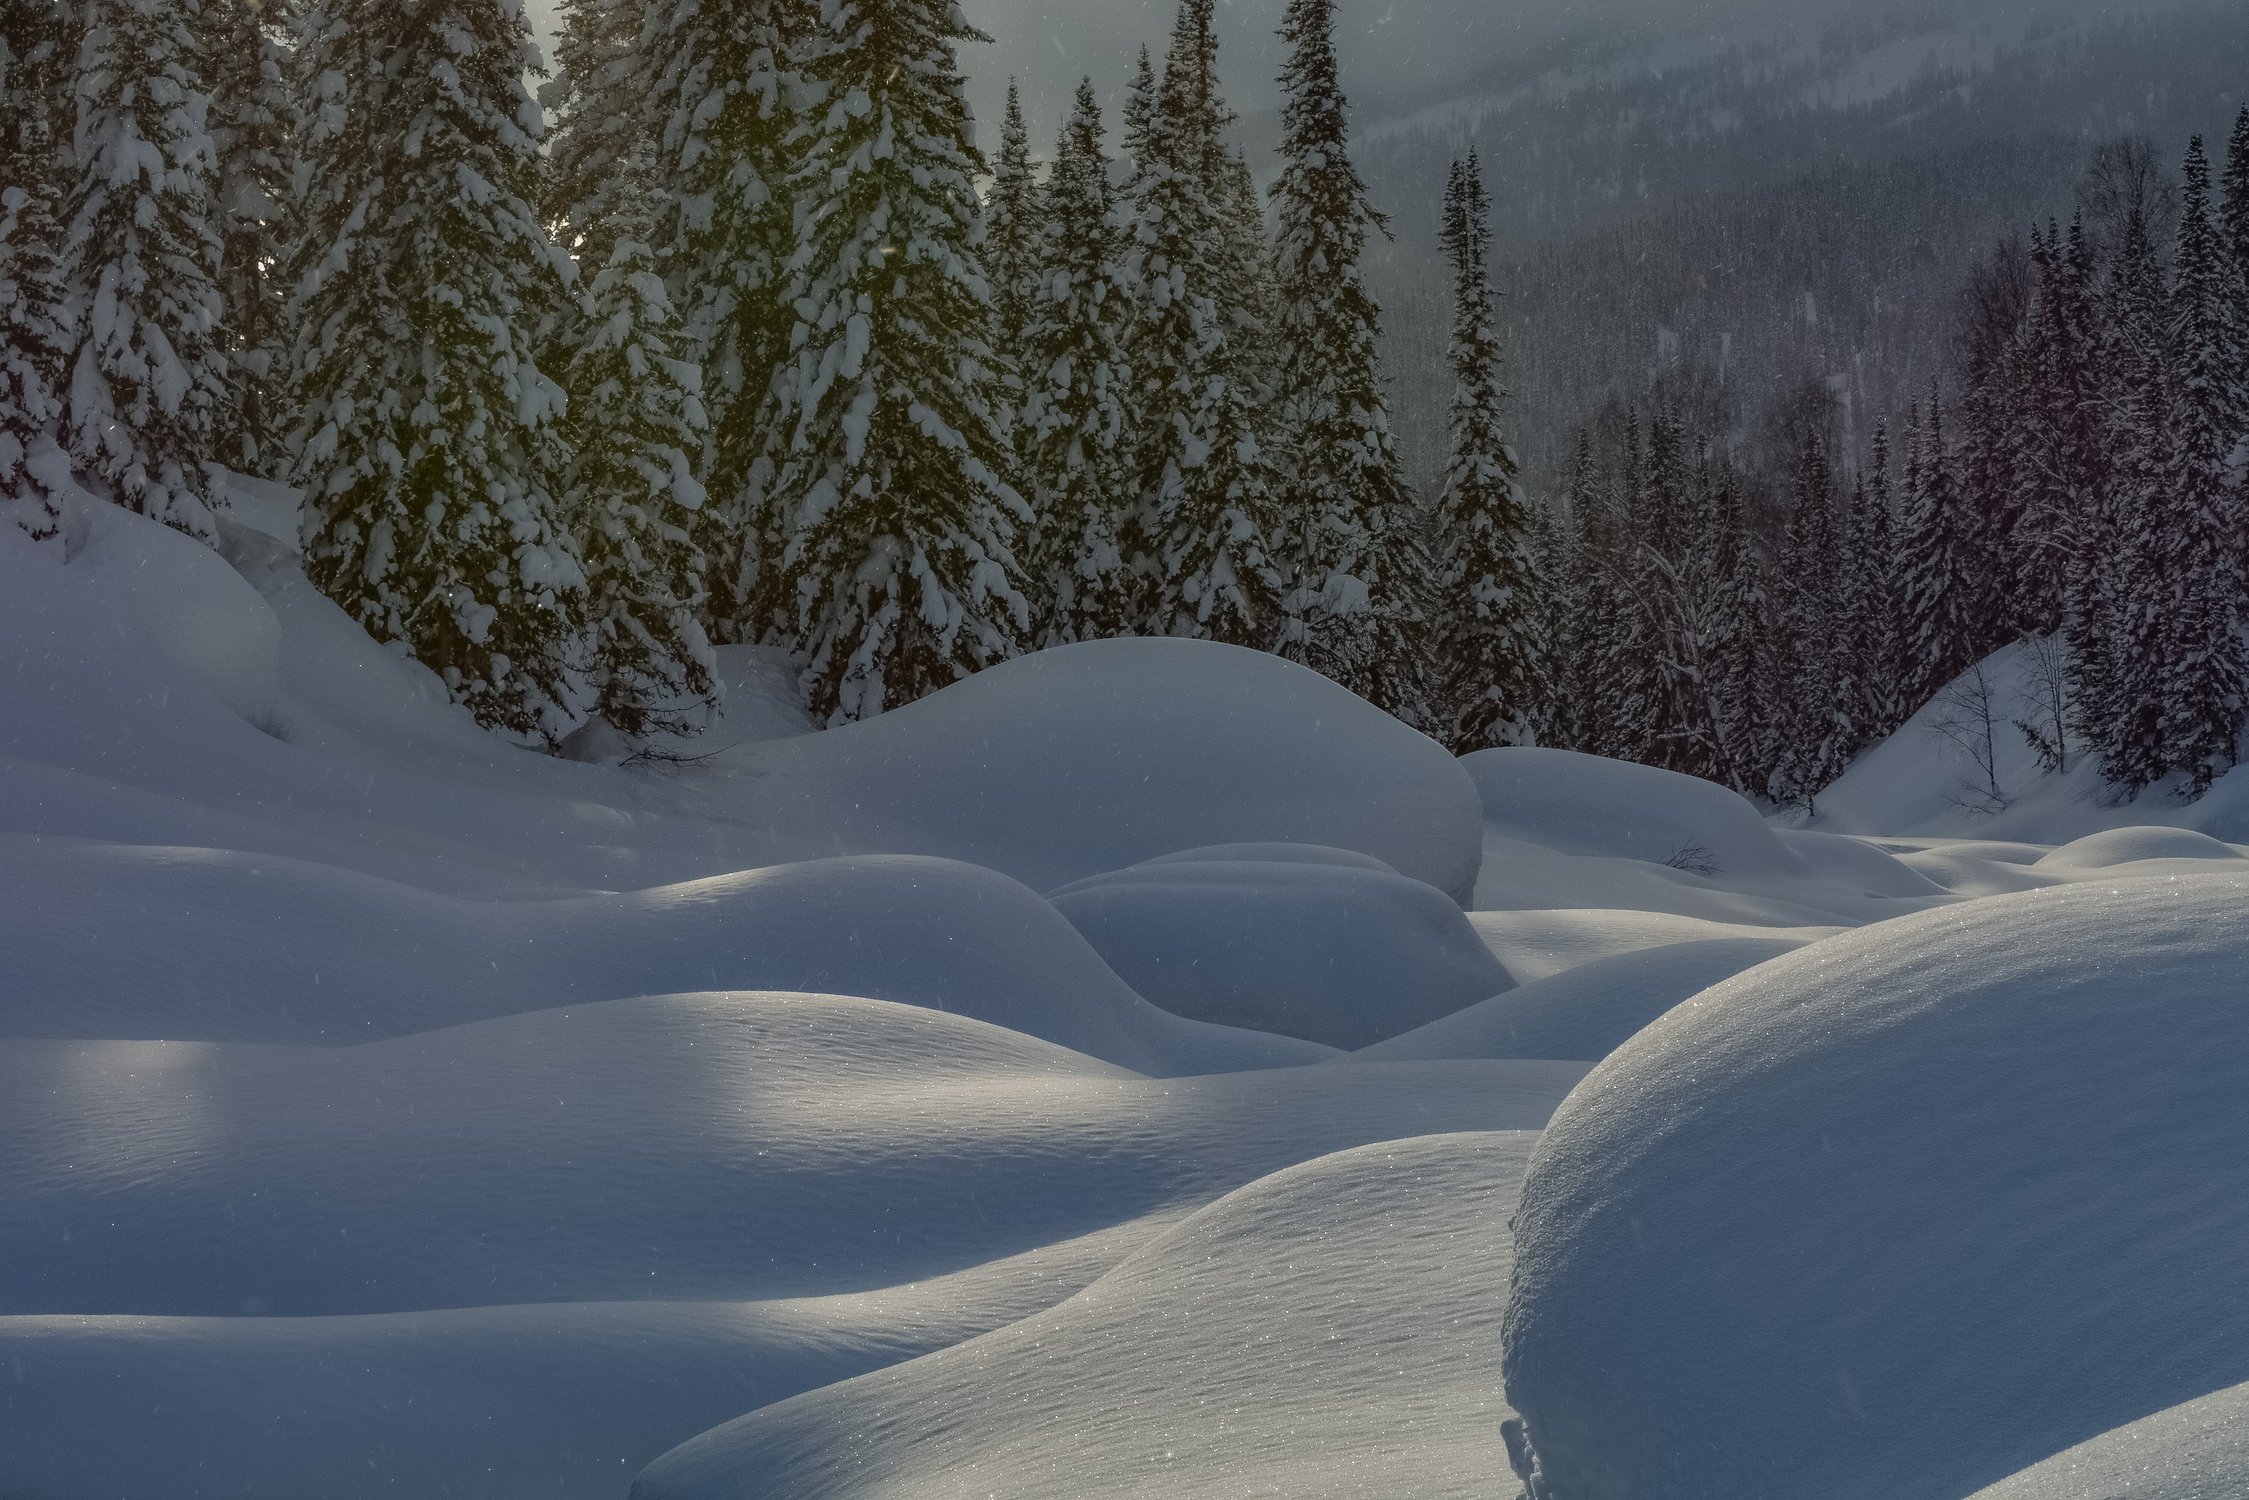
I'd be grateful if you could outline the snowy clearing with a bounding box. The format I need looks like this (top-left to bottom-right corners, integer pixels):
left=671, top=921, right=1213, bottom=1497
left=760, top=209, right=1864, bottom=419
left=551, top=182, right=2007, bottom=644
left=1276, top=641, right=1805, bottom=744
left=5, top=498, right=2248, bottom=1498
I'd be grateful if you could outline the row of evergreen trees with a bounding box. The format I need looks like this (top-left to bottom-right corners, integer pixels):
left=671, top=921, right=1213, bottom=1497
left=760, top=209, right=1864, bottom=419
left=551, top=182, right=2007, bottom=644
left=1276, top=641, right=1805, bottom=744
left=1, top=0, right=1541, bottom=749
left=1539, top=117, right=2249, bottom=809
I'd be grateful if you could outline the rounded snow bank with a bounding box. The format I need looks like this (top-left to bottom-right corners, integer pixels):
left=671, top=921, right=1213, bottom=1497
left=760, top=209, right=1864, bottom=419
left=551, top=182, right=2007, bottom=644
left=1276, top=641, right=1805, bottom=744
left=1500, top=875, right=2249, bottom=1500
left=1050, top=852, right=1513, bottom=1049
left=1964, top=1379, right=2249, bottom=1500
left=631, top=1133, right=1539, bottom=1500
left=2034, top=826, right=2247, bottom=871
left=0, top=840, right=1317, bottom=1074
left=730, top=639, right=1484, bottom=903
left=1350, top=937, right=1798, bottom=1063
left=1464, top=747, right=1805, bottom=880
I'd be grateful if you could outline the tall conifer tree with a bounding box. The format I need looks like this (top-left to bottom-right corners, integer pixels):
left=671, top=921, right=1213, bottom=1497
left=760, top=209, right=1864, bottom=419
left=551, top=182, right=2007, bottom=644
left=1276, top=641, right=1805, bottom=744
left=543, top=0, right=646, bottom=267
left=202, top=0, right=292, bottom=476
left=285, top=0, right=589, bottom=745
left=642, top=0, right=799, bottom=643
left=982, top=77, right=1041, bottom=368
left=767, top=0, right=1030, bottom=724
left=1131, top=0, right=1284, bottom=645
left=1020, top=78, right=1139, bottom=646
left=2154, top=136, right=2248, bottom=791
left=1269, top=0, right=1427, bottom=721
left=1432, top=152, right=1538, bottom=750
left=0, top=2, right=76, bottom=545
left=1901, top=394, right=1982, bottom=704
left=60, top=0, right=230, bottom=542
left=559, top=142, right=720, bottom=740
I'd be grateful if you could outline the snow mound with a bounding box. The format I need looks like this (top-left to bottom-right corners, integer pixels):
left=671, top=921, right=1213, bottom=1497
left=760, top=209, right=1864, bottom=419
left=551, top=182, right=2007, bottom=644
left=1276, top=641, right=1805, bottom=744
left=1133, top=842, right=1402, bottom=874
left=2034, top=826, right=2247, bottom=871
left=1, top=995, right=1586, bottom=1318
left=1468, top=906, right=1838, bottom=983
left=1816, top=642, right=2249, bottom=846
left=728, top=639, right=1484, bottom=903
left=1964, top=1379, right=2249, bottom=1500
left=0, top=1226, right=1142, bottom=1500
left=1465, top=746, right=1806, bottom=881
left=632, top=1132, right=1535, bottom=1500
left=1500, top=875, right=2249, bottom=1500
left=0, top=839, right=1315, bottom=1073
left=1349, top=938, right=1799, bottom=1062
left=4, top=508, right=1479, bottom=905
left=1048, top=854, right=1512, bottom=1049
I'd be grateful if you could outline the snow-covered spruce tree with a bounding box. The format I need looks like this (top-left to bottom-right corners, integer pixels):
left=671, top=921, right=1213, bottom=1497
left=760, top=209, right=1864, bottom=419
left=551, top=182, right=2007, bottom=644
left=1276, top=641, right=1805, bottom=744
left=766, top=0, right=1030, bottom=725
left=2075, top=183, right=2176, bottom=792
left=1899, top=393, right=1984, bottom=708
left=1019, top=77, right=1139, bottom=647
left=559, top=147, right=720, bottom=740
left=1111, top=41, right=1162, bottom=611
left=2015, top=216, right=2104, bottom=640
left=1129, top=0, right=1284, bottom=646
left=1120, top=44, right=1159, bottom=200
left=982, top=76, right=1041, bottom=373
left=0, top=2, right=76, bottom=546
left=284, top=0, right=590, bottom=746
left=1431, top=151, right=1539, bottom=751
left=1954, top=233, right=2032, bottom=642
left=2152, top=136, right=2248, bottom=794
left=1216, top=143, right=1275, bottom=402
left=542, top=0, right=646, bottom=268
left=1845, top=421, right=1911, bottom=738
left=1267, top=0, right=1428, bottom=722
left=59, top=0, right=230, bottom=542
left=202, top=0, right=292, bottom=476
left=2224, top=108, right=2249, bottom=372
left=1767, top=428, right=1850, bottom=813
left=641, top=0, right=800, bottom=644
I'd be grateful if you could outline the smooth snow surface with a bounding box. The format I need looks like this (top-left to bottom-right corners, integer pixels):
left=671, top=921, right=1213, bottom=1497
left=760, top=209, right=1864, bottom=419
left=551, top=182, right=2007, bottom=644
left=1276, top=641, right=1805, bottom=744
left=1050, top=852, right=1513, bottom=1048
left=1500, top=877, right=2249, bottom=1500
left=1350, top=938, right=1799, bottom=1062
left=10, top=497, right=2247, bottom=1500
left=1467, top=746, right=1807, bottom=881
left=633, top=1134, right=1534, bottom=1500
left=0, top=839, right=1316, bottom=1072
left=1964, top=1381, right=2249, bottom=1500
left=727, top=638, right=1487, bottom=904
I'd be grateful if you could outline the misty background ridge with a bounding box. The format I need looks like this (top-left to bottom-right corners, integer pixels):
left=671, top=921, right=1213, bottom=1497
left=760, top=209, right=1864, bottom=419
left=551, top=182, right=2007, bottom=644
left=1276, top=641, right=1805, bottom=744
left=526, top=0, right=2244, bottom=497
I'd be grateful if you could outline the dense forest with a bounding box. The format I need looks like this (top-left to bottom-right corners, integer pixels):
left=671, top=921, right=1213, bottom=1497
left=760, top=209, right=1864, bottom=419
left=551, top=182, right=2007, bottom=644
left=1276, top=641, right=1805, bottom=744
left=4, top=0, right=2247, bottom=813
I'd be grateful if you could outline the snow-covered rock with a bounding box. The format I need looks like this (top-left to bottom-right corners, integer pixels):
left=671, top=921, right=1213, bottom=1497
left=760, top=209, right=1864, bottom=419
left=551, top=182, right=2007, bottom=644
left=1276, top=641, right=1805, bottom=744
left=1349, top=937, right=1798, bottom=1062
left=1499, top=875, right=2249, bottom=1500
left=2033, top=826, right=2247, bottom=872
left=1049, top=851, right=1512, bottom=1049
left=1465, top=746, right=1806, bottom=881
left=632, top=1133, right=1535, bottom=1500
left=728, top=639, right=1486, bottom=904
left=0, top=840, right=1319, bottom=1073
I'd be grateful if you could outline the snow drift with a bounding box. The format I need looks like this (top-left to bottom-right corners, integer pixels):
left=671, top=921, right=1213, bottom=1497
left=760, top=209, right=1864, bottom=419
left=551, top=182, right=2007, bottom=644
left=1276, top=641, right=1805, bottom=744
left=0, top=838, right=1317, bottom=1073
left=1, top=501, right=1484, bottom=904
left=1499, top=875, right=2249, bottom=1500
left=1350, top=937, right=1799, bottom=1062
left=1964, top=1379, right=2249, bottom=1500
left=632, top=1133, right=1535, bottom=1500
left=1050, top=848, right=1513, bottom=1048
left=0, top=993, right=1585, bottom=1318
